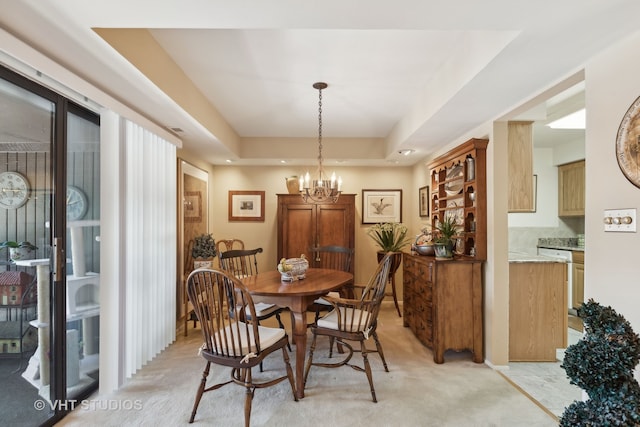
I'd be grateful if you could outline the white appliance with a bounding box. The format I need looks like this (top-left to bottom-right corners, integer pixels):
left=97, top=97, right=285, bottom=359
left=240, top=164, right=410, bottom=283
left=537, top=247, right=573, bottom=310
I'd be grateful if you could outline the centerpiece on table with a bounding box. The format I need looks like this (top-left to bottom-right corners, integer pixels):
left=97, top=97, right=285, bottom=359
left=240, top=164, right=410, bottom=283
left=277, top=254, right=309, bottom=282
left=192, top=233, right=217, bottom=269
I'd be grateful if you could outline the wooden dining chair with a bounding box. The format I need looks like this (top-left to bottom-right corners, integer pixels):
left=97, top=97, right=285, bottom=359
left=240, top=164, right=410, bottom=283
left=219, top=247, right=291, bottom=367
left=186, top=268, right=297, bottom=426
left=303, top=252, right=393, bottom=402
left=215, top=238, right=244, bottom=267
left=307, top=245, right=355, bottom=323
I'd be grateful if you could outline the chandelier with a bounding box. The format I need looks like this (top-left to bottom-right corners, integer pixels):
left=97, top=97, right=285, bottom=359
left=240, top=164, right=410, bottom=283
left=299, top=82, right=342, bottom=203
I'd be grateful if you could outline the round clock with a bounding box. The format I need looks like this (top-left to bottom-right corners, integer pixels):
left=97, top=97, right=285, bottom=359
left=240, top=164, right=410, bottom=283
left=616, top=95, right=640, bottom=188
left=0, top=171, right=30, bottom=209
left=67, top=185, right=88, bottom=221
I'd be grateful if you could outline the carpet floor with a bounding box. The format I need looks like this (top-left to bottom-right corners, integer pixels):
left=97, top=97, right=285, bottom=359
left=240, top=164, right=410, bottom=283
left=56, top=305, right=560, bottom=427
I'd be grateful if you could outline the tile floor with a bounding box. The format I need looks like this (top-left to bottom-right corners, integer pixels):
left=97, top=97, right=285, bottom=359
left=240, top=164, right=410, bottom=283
left=500, top=327, right=584, bottom=419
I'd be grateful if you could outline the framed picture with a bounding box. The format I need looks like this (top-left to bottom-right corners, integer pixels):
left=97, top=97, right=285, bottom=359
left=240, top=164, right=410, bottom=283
left=362, top=189, right=402, bottom=224
left=418, top=186, right=429, bottom=217
left=183, top=191, right=202, bottom=222
left=228, top=190, right=265, bottom=221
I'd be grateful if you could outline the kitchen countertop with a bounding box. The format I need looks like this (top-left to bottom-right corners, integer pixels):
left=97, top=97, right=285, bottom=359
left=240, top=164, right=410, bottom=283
left=509, top=251, right=568, bottom=263
left=537, top=244, right=584, bottom=252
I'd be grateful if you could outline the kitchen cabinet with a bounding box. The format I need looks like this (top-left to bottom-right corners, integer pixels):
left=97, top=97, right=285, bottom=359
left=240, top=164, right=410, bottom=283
left=558, top=160, right=585, bottom=216
left=402, top=253, right=483, bottom=364
left=429, top=137, right=488, bottom=261
left=276, top=194, right=355, bottom=269
left=509, top=260, right=568, bottom=361
left=508, top=121, right=535, bottom=212
left=571, top=251, right=584, bottom=309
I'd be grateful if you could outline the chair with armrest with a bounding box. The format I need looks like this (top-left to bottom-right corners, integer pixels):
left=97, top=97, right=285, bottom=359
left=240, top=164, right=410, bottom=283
left=219, top=247, right=291, bottom=363
left=308, top=245, right=355, bottom=323
left=186, top=268, right=297, bottom=426
left=303, top=252, right=393, bottom=402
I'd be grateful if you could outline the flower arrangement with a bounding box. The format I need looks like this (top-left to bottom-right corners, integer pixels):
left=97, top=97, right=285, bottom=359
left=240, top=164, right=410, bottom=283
left=367, top=222, right=411, bottom=252
left=192, top=233, right=216, bottom=260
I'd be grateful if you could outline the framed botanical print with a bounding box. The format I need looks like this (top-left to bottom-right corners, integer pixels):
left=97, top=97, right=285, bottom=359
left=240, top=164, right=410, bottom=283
left=362, top=189, right=402, bottom=224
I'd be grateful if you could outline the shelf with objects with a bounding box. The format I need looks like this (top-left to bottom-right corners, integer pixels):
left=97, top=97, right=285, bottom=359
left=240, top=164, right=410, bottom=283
left=430, top=138, right=487, bottom=261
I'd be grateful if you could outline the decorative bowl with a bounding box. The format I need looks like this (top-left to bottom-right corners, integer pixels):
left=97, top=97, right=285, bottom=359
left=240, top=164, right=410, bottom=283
left=414, top=244, right=435, bottom=256
left=277, top=257, right=309, bottom=281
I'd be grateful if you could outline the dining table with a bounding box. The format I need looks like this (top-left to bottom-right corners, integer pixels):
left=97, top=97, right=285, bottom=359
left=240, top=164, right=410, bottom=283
left=240, top=267, right=353, bottom=399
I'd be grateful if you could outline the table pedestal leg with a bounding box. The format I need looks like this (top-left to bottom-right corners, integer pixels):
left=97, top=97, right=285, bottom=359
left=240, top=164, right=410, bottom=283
left=290, top=309, right=307, bottom=399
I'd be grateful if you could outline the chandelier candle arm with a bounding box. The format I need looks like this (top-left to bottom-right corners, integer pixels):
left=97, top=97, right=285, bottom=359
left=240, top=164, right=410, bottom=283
left=300, top=82, right=343, bottom=203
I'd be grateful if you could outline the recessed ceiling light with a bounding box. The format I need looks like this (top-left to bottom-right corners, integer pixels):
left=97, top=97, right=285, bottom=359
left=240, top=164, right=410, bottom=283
left=225, top=159, right=233, bottom=163
left=398, top=149, right=415, bottom=156
left=280, top=160, right=287, bottom=164
left=547, top=109, right=585, bottom=129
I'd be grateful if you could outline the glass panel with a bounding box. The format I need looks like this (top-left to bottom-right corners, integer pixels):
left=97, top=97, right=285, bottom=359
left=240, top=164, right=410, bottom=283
left=0, top=74, right=54, bottom=425
left=65, top=111, right=100, bottom=399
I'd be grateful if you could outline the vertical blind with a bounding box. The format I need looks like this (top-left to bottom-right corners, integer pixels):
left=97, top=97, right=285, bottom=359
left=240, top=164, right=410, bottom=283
left=123, top=119, right=177, bottom=378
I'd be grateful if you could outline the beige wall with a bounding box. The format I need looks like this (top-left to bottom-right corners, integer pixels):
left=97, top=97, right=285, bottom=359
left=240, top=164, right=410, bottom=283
left=585, top=32, right=640, bottom=346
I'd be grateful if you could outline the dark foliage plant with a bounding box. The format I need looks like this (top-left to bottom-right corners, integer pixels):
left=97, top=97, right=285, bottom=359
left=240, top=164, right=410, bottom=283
left=560, top=299, right=640, bottom=426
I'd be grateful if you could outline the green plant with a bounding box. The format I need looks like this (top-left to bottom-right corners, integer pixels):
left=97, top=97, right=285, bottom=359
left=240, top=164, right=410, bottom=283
left=367, top=222, right=411, bottom=252
left=191, top=233, right=216, bottom=259
left=434, top=215, right=460, bottom=245
left=0, top=241, right=38, bottom=250
left=560, top=299, right=640, bottom=426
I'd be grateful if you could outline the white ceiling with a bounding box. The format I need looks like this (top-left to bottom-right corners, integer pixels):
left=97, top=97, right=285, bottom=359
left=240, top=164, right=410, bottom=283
left=1, top=0, right=638, bottom=166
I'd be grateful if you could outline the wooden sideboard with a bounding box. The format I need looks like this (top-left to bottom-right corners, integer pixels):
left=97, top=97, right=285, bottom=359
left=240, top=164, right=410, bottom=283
left=403, top=252, right=483, bottom=363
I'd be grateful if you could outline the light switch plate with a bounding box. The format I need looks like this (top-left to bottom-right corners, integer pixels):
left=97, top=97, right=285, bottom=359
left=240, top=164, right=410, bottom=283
left=603, top=208, right=636, bottom=232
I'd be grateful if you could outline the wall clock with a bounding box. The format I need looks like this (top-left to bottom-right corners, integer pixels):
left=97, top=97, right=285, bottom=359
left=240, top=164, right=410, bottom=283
left=616, top=95, right=640, bottom=189
left=67, top=185, right=88, bottom=221
left=0, top=171, right=30, bottom=209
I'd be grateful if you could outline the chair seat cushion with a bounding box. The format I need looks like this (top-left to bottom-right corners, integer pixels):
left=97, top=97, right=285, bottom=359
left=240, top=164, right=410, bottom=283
left=317, top=306, right=368, bottom=331
left=249, top=302, right=281, bottom=318
left=212, top=321, right=285, bottom=356
left=313, top=291, right=340, bottom=306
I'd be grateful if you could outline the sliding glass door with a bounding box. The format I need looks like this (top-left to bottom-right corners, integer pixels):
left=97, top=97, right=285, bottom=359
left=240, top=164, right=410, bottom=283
left=0, top=65, right=99, bottom=425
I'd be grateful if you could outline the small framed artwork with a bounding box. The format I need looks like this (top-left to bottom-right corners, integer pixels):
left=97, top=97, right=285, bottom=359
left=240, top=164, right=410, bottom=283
left=184, top=191, right=203, bottom=222
left=418, top=186, right=429, bottom=217
left=362, top=189, right=403, bottom=224
left=228, top=190, right=265, bottom=221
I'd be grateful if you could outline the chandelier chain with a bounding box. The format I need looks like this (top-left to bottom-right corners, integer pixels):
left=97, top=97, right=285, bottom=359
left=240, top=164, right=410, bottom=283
left=317, top=87, right=324, bottom=179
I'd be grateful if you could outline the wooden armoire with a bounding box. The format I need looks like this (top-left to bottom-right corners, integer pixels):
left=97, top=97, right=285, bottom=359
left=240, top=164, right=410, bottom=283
left=276, top=194, right=355, bottom=271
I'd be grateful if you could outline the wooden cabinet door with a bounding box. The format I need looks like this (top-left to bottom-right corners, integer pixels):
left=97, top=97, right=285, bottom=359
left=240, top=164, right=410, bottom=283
left=279, top=201, right=315, bottom=260
left=558, top=160, right=585, bottom=216
left=316, top=199, right=354, bottom=249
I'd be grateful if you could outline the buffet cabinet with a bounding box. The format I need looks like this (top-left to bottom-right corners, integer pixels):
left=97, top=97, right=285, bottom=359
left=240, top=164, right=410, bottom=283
left=276, top=194, right=355, bottom=268
left=403, top=253, right=483, bottom=364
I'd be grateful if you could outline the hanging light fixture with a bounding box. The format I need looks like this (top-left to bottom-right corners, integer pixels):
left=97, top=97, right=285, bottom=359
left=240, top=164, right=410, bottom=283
left=299, top=82, right=342, bottom=203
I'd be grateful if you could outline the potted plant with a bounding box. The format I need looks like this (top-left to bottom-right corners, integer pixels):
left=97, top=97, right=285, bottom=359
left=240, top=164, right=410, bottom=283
left=367, top=222, right=411, bottom=253
left=0, top=240, right=38, bottom=262
left=433, top=215, right=460, bottom=260
left=191, top=233, right=216, bottom=269
left=367, top=222, right=412, bottom=306
left=560, top=299, right=640, bottom=426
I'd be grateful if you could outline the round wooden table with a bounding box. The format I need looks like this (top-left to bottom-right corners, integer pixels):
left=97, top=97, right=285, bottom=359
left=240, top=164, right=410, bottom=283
left=240, top=268, right=353, bottom=399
